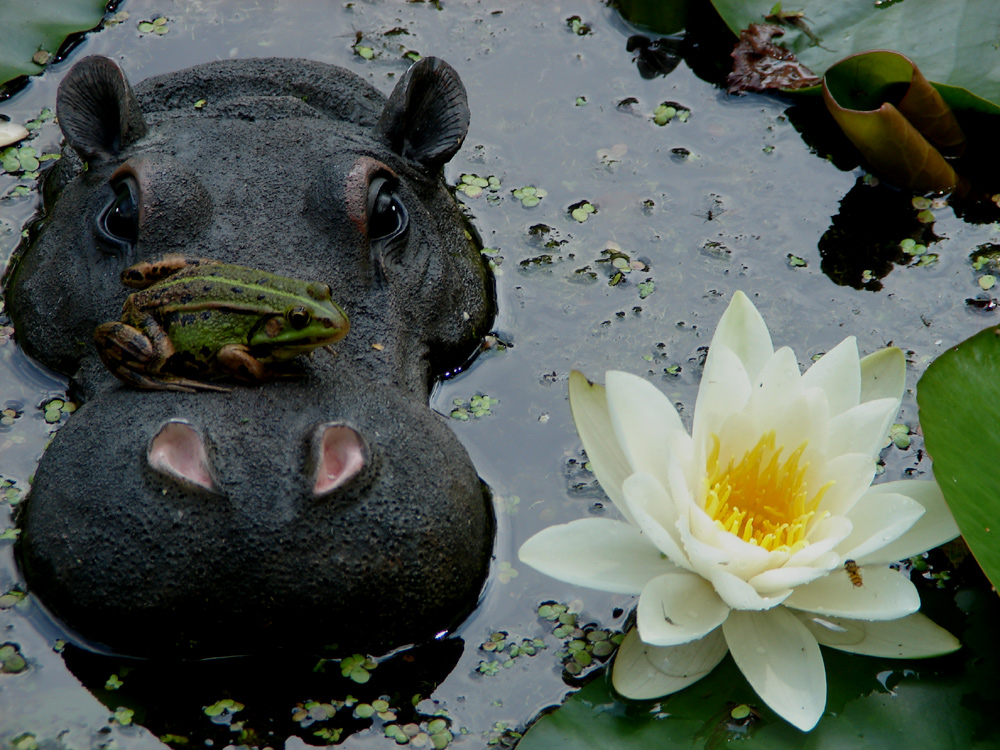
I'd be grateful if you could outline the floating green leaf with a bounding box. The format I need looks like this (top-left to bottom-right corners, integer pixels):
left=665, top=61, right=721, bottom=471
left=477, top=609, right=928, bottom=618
left=823, top=51, right=964, bottom=192
left=918, top=325, right=1000, bottom=592
left=0, top=0, right=108, bottom=91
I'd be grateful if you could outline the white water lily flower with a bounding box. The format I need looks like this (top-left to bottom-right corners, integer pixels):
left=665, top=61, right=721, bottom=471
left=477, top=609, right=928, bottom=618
left=520, top=291, right=961, bottom=731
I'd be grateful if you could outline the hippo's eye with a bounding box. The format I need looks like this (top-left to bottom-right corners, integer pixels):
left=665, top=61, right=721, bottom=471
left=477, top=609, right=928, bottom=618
left=287, top=306, right=312, bottom=330
left=97, top=177, right=140, bottom=249
left=367, top=176, right=408, bottom=244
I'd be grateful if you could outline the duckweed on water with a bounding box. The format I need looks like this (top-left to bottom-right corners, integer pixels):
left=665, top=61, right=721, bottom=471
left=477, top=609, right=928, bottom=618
left=887, top=423, right=912, bottom=450
left=457, top=173, right=501, bottom=200
left=565, top=16, right=591, bottom=35
left=653, top=102, right=690, bottom=126
left=512, top=186, right=546, bottom=208
left=105, top=673, right=124, bottom=691
left=0, top=478, right=21, bottom=505
left=340, top=654, right=378, bottom=684
left=203, top=698, right=244, bottom=723
left=494, top=495, right=520, bottom=515
left=0, top=643, right=27, bottom=673
left=478, top=631, right=547, bottom=676
left=787, top=254, right=807, bottom=267
left=137, top=17, right=169, bottom=35
left=0, top=588, right=26, bottom=609
left=113, top=707, right=134, bottom=726
left=569, top=201, right=595, bottom=223
left=496, top=562, right=518, bottom=583
left=450, top=395, right=498, bottom=420
left=536, top=602, right=622, bottom=677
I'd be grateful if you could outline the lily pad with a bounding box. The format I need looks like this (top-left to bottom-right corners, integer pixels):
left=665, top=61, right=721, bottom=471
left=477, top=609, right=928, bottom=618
left=823, top=51, right=965, bottom=192
left=709, top=0, right=1000, bottom=114
left=917, top=325, right=1000, bottom=593
left=519, top=594, right=1000, bottom=750
left=0, top=0, right=109, bottom=92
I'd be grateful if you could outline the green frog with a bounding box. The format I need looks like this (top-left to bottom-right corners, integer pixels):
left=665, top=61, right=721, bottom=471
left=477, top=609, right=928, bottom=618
left=94, top=255, right=350, bottom=392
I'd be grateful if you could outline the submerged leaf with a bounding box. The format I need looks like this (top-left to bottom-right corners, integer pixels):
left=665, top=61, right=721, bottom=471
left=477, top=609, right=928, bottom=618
left=918, top=325, right=1000, bottom=593
left=823, top=51, right=964, bottom=192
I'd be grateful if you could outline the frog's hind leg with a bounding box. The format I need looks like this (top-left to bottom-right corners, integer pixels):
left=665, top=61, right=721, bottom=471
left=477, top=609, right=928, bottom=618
left=94, top=321, right=229, bottom=393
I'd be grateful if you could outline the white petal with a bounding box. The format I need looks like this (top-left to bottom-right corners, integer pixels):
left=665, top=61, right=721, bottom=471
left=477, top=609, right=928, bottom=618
left=606, top=370, right=694, bottom=492
left=709, top=291, right=774, bottom=383
left=827, top=397, right=901, bottom=460
left=837, top=491, right=926, bottom=562
left=794, top=610, right=961, bottom=658
left=637, top=572, right=731, bottom=646
left=518, top=518, right=674, bottom=594
left=783, top=565, right=920, bottom=621
left=814, top=453, right=877, bottom=517
left=748, top=565, right=832, bottom=595
left=569, top=371, right=636, bottom=524
left=855, top=480, right=960, bottom=565
left=859, top=347, right=906, bottom=404
left=745, top=346, right=803, bottom=426
left=800, top=336, right=861, bottom=417
left=623, top=472, right=692, bottom=569
left=709, top=569, right=791, bottom=610
left=681, top=505, right=734, bottom=570
left=723, top=608, right=826, bottom=731
left=693, top=344, right=752, bottom=446
left=612, top=626, right=728, bottom=700
left=800, top=515, right=853, bottom=555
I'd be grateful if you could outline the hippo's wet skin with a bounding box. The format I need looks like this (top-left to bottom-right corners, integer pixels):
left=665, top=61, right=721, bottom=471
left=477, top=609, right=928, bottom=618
left=18, top=368, right=493, bottom=657
left=4, top=57, right=496, bottom=658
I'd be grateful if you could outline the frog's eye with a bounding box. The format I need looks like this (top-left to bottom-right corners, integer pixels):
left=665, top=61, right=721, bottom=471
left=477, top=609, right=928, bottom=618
left=287, top=306, right=313, bottom=330
left=97, top=176, right=140, bottom=249
left=366, top=176, right=408, bottom=243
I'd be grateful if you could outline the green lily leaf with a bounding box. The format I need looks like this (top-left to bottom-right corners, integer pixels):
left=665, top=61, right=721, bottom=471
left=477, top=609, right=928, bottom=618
left=613, top=0, right=693, bottom=35
left=519, top=600, right=1000, bottom=749
left=918, top=325, right=1000, bottom=593
left=823, top=50, right=964, bottom=192
left=0, top=0, right=108, bottom=92
left=709, top=0, right=1000, bottom=115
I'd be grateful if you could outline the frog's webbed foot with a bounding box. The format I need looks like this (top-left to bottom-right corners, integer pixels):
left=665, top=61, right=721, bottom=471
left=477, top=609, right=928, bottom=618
left=120, top=255, right=223, bottom=289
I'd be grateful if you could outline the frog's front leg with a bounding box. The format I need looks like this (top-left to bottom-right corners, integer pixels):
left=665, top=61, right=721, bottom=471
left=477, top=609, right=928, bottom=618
left=215, top=344, right=268, bottom=382
left=94, top=320, right=229, bottom=393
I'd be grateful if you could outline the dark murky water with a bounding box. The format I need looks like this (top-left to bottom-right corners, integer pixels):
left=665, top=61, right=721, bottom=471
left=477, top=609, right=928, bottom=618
left=1, top=1, right=998, bottom=748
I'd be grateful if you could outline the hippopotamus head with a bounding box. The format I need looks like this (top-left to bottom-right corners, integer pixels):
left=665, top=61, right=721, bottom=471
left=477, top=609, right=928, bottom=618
left=6, top=55, right=492, bottom=397
left=5, top=56, right=497, bottom=658
left=17, top=365, right=493, bottom=658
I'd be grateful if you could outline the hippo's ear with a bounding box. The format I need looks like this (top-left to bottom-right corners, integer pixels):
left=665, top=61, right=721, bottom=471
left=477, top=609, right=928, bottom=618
left=57, top=56, right=147, bottom=164
left=375, top=57, right=469, bottom=172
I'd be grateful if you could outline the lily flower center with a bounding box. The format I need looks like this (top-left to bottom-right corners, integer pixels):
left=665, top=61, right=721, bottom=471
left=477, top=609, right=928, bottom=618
left=703, top=431, right=832, bottom=553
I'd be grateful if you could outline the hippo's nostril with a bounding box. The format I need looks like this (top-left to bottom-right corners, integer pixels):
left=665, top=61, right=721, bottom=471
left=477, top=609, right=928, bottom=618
left=313, top=424, right=366, bottom=495
left=148, top=420, right=216, bottom=491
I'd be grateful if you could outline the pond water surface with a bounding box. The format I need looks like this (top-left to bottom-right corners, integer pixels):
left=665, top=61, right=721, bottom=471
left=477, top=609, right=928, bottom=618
left=1, top=1, right=999, bottom=748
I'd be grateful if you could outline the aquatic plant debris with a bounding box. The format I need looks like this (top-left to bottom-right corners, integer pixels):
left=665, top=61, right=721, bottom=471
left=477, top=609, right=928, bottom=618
left=520, top=291, right=961, bottom=731
left=728, top=24, right=820, bottom=93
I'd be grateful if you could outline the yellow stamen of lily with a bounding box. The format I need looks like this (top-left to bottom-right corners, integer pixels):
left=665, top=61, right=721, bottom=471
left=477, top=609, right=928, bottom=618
left=703, top=431, right=833, bottom=553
